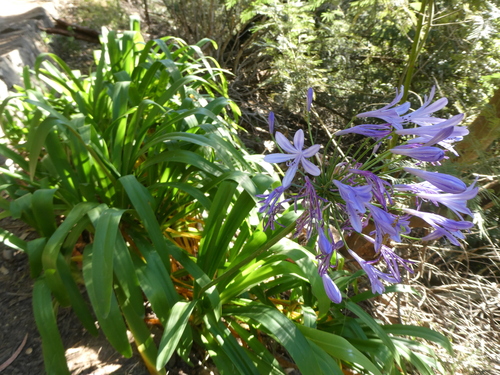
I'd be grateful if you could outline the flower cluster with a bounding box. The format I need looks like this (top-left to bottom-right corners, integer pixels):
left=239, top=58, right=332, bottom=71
left=258, top=87, right=477, bottom=303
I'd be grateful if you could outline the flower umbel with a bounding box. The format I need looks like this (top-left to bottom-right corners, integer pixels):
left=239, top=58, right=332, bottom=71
left=258, top=85, right=476, bottom=303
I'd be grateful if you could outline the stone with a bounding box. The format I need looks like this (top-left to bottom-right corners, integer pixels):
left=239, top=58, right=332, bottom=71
left=0, top=6, right=54, bottom=101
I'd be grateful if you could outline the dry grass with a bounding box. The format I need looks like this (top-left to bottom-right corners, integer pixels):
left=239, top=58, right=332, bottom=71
left=369, top=237, right=500, bottom=375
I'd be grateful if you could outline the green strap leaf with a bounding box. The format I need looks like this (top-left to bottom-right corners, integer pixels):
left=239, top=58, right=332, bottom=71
left=382, top=324, right=453, bottom=355
left=120, top=175, right=171, bottom=266
left=296, top=325, right=384, bottom=375
left=344, top=300, right=399, bottom=364
left=42, top=202, right=100, bottom=306
left=223, top=304, right=322, bottom=375
left=83, top=245, right=133, bottom=357
left=92, top=208, right=126, bottom=318
left=32, top=279, right=70, bottom=375
left=156, top=300, right=197, bottom=370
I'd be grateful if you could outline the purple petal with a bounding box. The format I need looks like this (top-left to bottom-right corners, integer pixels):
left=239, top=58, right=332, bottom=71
left=302, top=144, right=321, bottom=158
left=301, top=157, right=321, bottom=176
left=293, top=129, right=305, bottom=151
left=264, top=154, right=295, bottom=163
left=282, top=160, right=299, bottom=188
left=335, top=124, right=392, bottom=139
left=275, top=132, right=298, bottom=154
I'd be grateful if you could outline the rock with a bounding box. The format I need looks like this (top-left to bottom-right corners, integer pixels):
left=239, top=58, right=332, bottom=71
left=0, top=7, right=54, bottom=101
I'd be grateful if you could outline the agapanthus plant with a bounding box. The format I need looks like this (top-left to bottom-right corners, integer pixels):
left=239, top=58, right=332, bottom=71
left=259, top=87, right=477, bottom=302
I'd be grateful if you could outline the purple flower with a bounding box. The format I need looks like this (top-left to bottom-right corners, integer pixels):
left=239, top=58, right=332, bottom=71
left=403, top=208, right=474, bottom=246
left=295, top=177, right=327, bottom=240
left=264, top=130, right=321, bottom=188
left=367, top=204, right=410, bottom=251
left=335, top=124, right=392, bottom=139
left=307, top=88, right=314, bottom=112
left=390, top=144, right=445, bottom=162
left=414, top=181, right=478, bottom=218
left=394, top=181, right=443, bottom=195
left=403, top=167, right=467, bottom=194
left=348, top=249, right=398, bottom=295
left=357, top=86, right=410, bottom=130
left=257, top=186, right=287, bottom=230
left=396, top=114, right=465, bottom=136
left=333, top=180, right=372, bottom=232
left=361, top=235, right=414, bottom=282
left=350, top=169, right=393, bottom=209
left=316, top=228, right=343, bottom=275
left=321, top=273, right=342, bottom=303
left=400, top=86, right=449, bottom=126
left=268, top=111, right=275, bottom=134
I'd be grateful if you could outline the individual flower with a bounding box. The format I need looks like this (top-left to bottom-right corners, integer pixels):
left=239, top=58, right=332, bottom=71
left=394, top=181, right=443, bottom=195
left=356, top=86, right=410, bottom=129
left=321, top=273, right=342, bottom=303
left=257, top=186, right=287, bottom=230
left=350, top=169, right=393, bottom=209
left=400, top=86, right=448, bottom=126
left=414, top=181, right=478, bottom=218
left=403, top=167, right=467, bottom=194
left=333, top=180, right=372, bottom=232
left=307, top=88, right=314, bottom=112
left=366, top=204, right=410, bottom=251
left=361, top=235, right=414, bottom=282
left=295, top=177, right=328, bottom=240
left=390, top=144, right=445, bottom=162
left=403, top=208, right=474, bottom=246
left=316, top=228, right=344, bottom=275
left=264, top=129, right=321, bottom=188
left=348, top=249, right=398, bottom=295
left=268, top=111, right=275, bottom=134
left=335, top=124, right=392, bottom=139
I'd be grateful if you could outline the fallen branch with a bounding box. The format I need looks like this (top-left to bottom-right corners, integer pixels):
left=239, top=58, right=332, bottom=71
left=40, top=18, right=100, bottom=44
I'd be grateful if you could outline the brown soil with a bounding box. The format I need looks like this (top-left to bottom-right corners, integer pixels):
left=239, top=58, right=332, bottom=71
left=0, top=216, right=218, bottom=374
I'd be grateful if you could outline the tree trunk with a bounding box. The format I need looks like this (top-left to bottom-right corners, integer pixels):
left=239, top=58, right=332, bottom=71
left=454, top=86, right=500, bottom=163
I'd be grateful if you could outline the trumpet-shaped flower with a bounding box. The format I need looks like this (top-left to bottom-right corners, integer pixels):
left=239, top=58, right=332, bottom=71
left=295, top=177, right=326, bottom=240
left=356, top=86, right=410, bottom=129
left=316, top=229, right=343, bottom=275
left=415, top=181, right=478, bottom=218
left=403, top=167, right=467, bottom=194
left=400, top=86, right=449, bottom=126
left=257, top=186, right=287, bottom=230
left=335, top=124, right=392, bottom=139
left=348, top=249, right=398, bottom=295
left=264, top=129, right=320, bottom=188
left=333, top=180, right=372, bottom=232
left=321, top=273, right=342, bottom=303
left=361, top=235, right=414, bottom=282
left=403, top=208, right=474, bottom=246
left=350, top=169, right=393, bottom=209
left=367, top=204, right=410, bottom=251
left=390, top=144, right=445, bottom=162
left=396, top=114, right=465, bottom=137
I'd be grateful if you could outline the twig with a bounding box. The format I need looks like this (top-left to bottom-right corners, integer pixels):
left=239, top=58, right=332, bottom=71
left=0, top=334, right=28, bottom=372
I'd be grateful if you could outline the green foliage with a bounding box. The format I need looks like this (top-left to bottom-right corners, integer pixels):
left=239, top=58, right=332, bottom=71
left=0, top=25, right=452, bottom=375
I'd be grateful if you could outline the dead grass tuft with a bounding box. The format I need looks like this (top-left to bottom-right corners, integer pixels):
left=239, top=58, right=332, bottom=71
left=370, top=238, right=500, bottom=375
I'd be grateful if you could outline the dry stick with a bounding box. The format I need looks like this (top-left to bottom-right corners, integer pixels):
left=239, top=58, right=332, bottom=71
left=0, top=334, right=28, bottom=372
